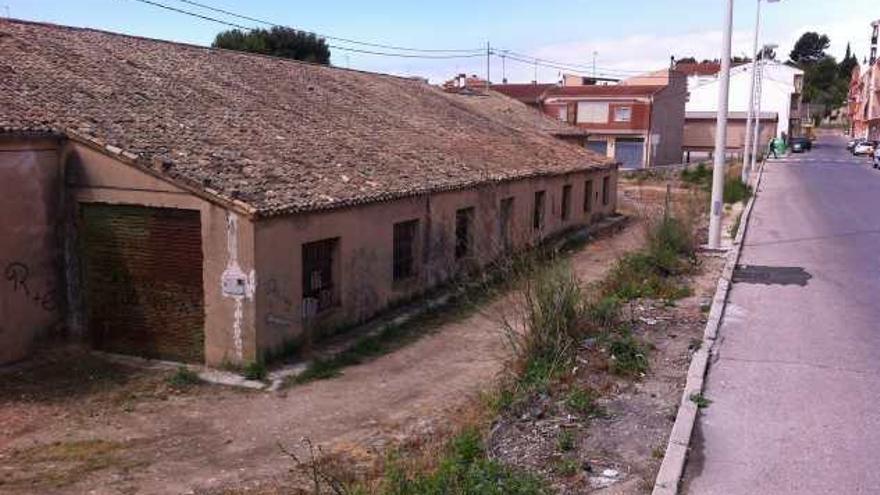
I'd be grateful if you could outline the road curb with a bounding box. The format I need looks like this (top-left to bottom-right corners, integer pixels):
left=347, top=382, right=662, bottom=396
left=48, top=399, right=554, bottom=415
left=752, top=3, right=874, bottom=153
left=651, top=161, right=766, bottom=495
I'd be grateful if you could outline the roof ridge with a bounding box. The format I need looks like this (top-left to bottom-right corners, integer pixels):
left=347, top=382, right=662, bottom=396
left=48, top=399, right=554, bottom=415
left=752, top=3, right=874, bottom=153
left=0, top=17, right=423, bottom=84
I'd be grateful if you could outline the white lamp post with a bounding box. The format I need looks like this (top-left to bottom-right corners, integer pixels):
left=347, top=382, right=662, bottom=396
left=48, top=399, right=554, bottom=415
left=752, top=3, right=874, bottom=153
left=708, top=0, right=735, bottom=249
left=750, top=43, right=778, bottom=170
left=743, top=0, right=781, bottom=183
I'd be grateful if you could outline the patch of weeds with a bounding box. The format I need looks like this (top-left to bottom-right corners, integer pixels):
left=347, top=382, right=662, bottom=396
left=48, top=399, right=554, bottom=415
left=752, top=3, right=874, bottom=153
left=601, top=215, right=695, bottom=302
left=680, top=163, right=712, bottom=188
left=4, top=439, right=136, bottom=489
left=652, top=446, right=666, bottom=459
left=565, top=388, right=599, bottom=416
left=289, top=357, right=344, bottom=385
left=483, top=385, right=517, bottom=414
left=690, top=392, right=712, bottom=409
left=586, top=295, right=620, bottom=330
left=729, top=211, right=743, bottom=238
left=167, top=366, right=201, bottom=388
left=382, top=428, right=551, bottom=494
left=243, top=361, right=267, bottom=381
left=688, top=338, right=703, bottom=352
left=723, top=177, right=752, bottom=204
left=700, top=302, right=712, bottom=313
left=607, top=333, right=649, bottom=377
left=552, top=457, right=580, bottom=477
left=556, top=429, right=576, bottom=452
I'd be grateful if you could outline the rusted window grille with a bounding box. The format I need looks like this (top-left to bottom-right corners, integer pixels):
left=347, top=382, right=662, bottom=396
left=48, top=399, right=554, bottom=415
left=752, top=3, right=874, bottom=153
left=533, top=191, right=545, bottom=230
left=561, top=184, right=572, bottom=220
left=455, top=207, right=474, bottom=259
left=302, top=237, right=338, bottom=314
left=393, top=219, right=418, bottom=281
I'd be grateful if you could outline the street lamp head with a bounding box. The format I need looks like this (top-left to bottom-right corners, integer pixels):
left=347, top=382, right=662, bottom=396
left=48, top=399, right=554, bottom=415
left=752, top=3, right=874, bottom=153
left=764, top=43, right=779, bottom=50
left=765, top=0, right=781, bottom=3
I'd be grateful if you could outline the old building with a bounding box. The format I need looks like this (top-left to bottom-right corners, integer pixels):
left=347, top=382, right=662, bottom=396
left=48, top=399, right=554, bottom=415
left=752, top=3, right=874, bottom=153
left=494, top=70, right=687, bottom=169
left=687, top=60, right=804, bottom=139
left=0, top=20, right=617, bottom=366
left=683, top=111, right=778, bottom=159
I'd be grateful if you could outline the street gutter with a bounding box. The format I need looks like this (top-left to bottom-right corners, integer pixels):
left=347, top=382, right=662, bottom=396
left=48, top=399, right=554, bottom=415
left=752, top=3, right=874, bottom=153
left=651, top=159, right=767, bottom=495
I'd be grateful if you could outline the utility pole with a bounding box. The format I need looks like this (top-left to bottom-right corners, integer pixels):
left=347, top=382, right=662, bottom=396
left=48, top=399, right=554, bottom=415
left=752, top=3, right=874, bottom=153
left=501, top=50, right=507, bottom=83
left=534, top=58, right=538, bottom=84
left=742, top=0, right=762, bottom=184
left=750, top=54, right=767, bottom=169
left=486, top=41, right=491, bottom=91
left=708, top=0, right=735, bottom=249
left=743, top=0, right=780, bottom=182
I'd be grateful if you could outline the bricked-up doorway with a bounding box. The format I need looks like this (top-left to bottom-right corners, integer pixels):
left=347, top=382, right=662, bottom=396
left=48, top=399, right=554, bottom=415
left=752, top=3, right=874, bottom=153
left=79, top=204, right=205, bottom=363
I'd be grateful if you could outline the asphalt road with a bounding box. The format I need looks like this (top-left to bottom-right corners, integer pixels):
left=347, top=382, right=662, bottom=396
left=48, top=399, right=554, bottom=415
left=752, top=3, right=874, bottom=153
left=684, top=133, right=880, bottom=494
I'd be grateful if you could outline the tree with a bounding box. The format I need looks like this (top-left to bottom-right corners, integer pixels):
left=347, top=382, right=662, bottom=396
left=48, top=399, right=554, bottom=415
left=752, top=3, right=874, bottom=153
left=213, top=27, right=331, bottom=65
left=838, top=43, right=858, bottom=79
left=757, top=46, right=776, bottom=61
left=789, top=32, right=830, bottom=65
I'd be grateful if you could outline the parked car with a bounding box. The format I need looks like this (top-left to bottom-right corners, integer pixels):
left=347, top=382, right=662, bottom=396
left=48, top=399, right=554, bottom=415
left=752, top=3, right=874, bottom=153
left=847, top=137, right=865, bottom=151
left=790, top=137, right=811, bottom=153
left=853, top=141, right=877, bottom=156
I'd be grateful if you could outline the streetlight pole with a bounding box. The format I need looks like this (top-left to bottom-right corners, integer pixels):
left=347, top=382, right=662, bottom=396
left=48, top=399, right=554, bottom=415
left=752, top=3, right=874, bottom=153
left=741, top=1, right=762, bottom=184
left=743, top=0, right=780, bottom=183
left=708, top=0, right=735, bottom=249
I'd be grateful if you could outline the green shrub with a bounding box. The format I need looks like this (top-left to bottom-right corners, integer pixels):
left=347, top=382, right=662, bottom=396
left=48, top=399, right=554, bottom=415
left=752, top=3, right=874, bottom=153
left=723, top=177, right=752, bottom=204
left=601, top=215, right=695, bottom=301
left=243, top=361, right=267, bottom=381
left=382, top=428, right=550, bottom=495
left=608, top=333, right=649, bottom=376
left=585, top=296, right=620, bottom=330
left=565, top=387, right=600, bottom=416
left=680, top=163, right=711, bottom=188
left=168, top=366, right=201, bottom=387
left=556, top=429, right=575, bottom=452
left=505, top=262, right=585, bottom=392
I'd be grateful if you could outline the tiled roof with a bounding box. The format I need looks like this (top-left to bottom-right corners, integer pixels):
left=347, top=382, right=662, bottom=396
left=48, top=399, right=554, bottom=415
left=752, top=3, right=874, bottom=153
left=491, top=83, right=555, bottom=103
left=0, top=19, right=612, bottom=217
left=545, top=85, right=664, bottom=98
left=449, top=91, right=590, bottom=137
left=675, top=62, right=722, bottom=77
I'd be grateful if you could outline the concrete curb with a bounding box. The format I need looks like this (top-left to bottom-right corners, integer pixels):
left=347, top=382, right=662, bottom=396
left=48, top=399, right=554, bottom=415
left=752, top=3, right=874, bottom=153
left=651, top=161, right=766, bottom=495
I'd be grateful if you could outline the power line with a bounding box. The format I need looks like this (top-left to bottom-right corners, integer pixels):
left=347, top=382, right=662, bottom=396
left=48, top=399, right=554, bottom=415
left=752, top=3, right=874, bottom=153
left=125, top=0, right=485, bottom=59
left=177, top=0, right=485, bottom=54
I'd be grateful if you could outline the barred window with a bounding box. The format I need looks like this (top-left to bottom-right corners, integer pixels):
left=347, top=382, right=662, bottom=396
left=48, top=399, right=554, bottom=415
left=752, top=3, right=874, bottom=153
left=533, top=191, right=546, bottom=230
left=302, top=237, right=339, bottom=314
left=393, top=219, right=418, bottom=281
left=455, top=207, right=474, bottom=259
left=561, top=185, right=572, bottom=221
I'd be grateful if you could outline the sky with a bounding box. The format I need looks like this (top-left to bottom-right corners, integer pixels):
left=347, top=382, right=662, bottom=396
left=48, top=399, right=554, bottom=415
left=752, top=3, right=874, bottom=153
left=4, top=0, right=878, bottom=83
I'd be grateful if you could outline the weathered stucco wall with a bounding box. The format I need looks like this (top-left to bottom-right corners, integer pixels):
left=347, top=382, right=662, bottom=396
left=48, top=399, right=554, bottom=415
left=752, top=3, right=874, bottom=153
left=253, top=167, right=618, bottom=358
left=650, top=72, right=687, bottom=166
left=64, top=142, right=257, bottom=365
left=0, top=137, right=64, bottom=365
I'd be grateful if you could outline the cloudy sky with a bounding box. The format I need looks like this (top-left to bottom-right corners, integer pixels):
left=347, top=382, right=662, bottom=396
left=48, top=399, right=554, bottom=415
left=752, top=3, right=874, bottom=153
left=6, top=0, right=877, bottom=83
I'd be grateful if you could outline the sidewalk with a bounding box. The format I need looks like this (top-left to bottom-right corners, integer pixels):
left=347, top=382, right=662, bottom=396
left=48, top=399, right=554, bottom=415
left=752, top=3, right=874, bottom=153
left=682, top=137, right=880, bottom=493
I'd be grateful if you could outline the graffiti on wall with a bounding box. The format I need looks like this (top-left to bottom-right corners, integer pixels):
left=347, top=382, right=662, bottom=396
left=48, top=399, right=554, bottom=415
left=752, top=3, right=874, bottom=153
left=3, top=261, right=57, bottom=312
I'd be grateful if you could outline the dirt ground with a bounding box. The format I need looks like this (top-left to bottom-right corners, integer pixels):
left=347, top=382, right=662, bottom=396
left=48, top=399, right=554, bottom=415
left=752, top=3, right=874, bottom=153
left=0, top=219, right=646, bottom=495
left=0, top=175, right=733, bottom=495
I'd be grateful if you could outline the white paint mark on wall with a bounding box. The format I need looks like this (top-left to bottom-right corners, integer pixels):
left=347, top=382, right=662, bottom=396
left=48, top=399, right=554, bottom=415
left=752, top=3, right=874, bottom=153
left=221, top=213, right=255, bottom=361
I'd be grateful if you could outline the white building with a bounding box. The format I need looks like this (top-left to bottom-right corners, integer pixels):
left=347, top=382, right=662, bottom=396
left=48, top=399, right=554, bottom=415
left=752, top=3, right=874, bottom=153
left=686, top=61, right=804, bottom=138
